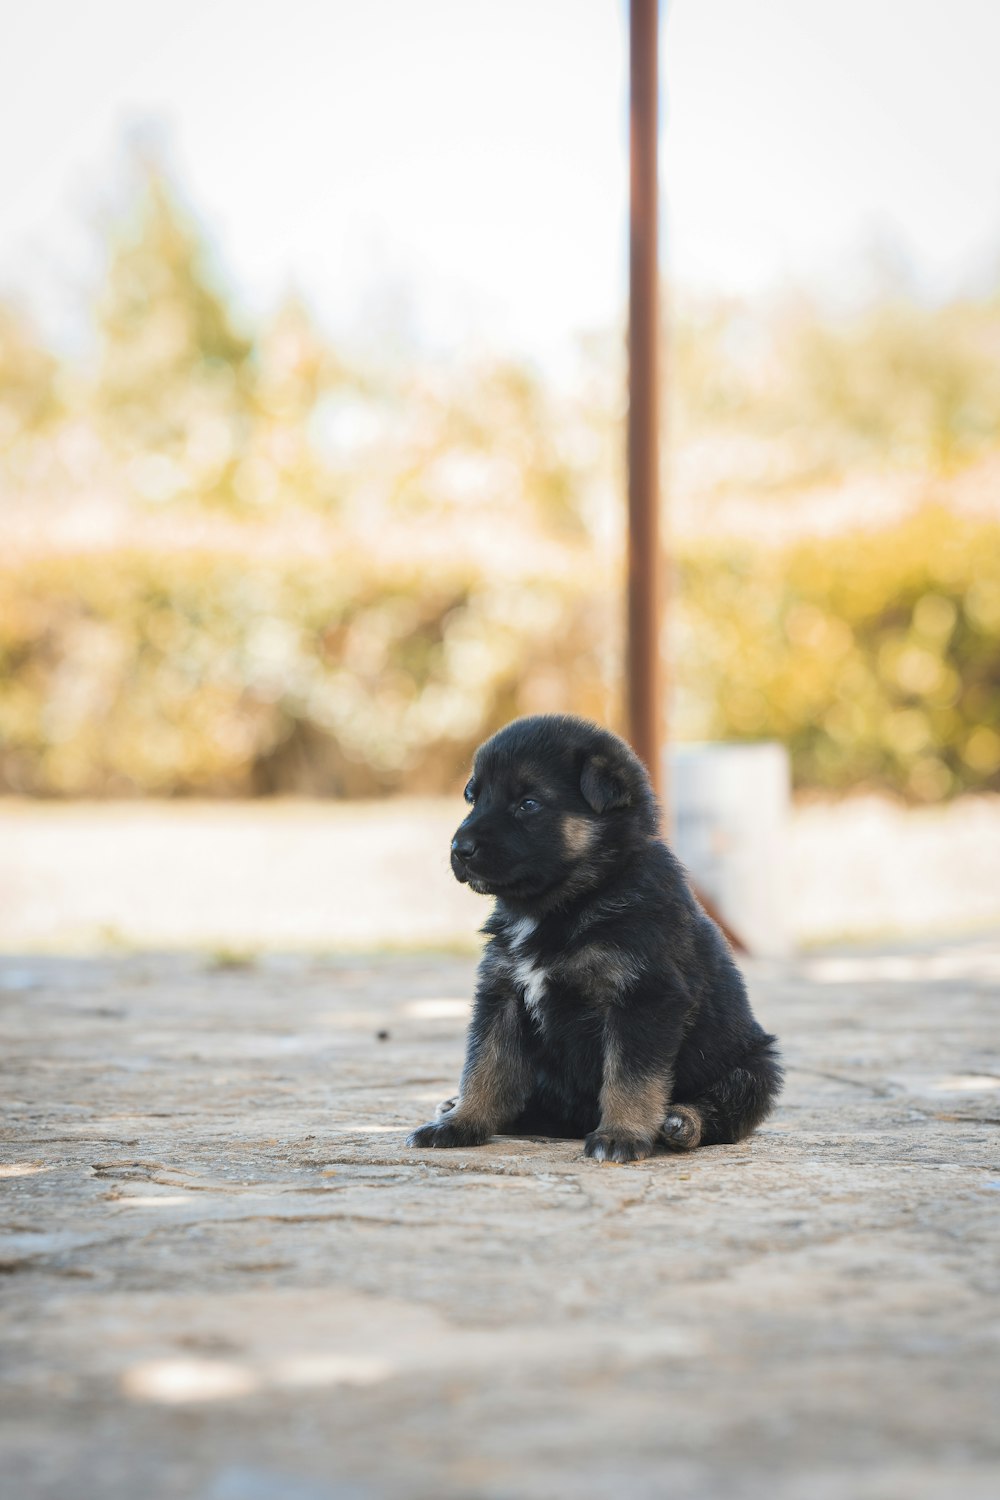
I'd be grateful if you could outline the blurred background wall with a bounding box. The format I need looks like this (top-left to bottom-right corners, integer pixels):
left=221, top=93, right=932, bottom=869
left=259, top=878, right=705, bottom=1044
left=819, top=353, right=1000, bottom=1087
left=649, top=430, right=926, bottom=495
left=1, top=0, right=999, bottom=947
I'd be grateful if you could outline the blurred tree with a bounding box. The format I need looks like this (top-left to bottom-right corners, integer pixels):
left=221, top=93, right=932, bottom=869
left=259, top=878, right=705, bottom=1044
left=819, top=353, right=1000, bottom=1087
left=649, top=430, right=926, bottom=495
left=669, top=289, right=1000, bottom=485
left=234, top=293, right=345, bottom=510
left=94, top=159, right=255, bottom=506
left=372, top=357, right=589, bottom=538
left=789, top=297, right=1000, bottom=473
left=0, top=302, right=60, bottom=449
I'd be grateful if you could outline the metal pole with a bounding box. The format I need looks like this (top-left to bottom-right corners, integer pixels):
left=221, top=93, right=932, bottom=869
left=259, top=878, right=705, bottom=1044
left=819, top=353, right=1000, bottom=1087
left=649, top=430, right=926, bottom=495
left=625, top=2, right=744, bottom=950
left=627, top=0, right=663, bottom=810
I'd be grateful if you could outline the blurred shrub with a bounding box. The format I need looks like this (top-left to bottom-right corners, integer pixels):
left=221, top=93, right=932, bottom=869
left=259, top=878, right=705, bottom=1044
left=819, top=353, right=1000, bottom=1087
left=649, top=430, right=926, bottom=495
left=0, top=547, right=610, bottom=797
left=1, top=509, right=996, bottom=802
left=677, top=507, right=1000, bottom=801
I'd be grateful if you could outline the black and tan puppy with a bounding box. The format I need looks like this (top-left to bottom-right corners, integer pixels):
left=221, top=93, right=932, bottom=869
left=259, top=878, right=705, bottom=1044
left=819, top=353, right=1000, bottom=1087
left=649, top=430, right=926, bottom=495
left=407, top=715, right=782, bottom=1162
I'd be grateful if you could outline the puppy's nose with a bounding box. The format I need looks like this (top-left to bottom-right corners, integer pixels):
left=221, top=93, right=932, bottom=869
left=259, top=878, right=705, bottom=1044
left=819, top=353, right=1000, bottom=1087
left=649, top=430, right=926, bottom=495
left=452, top=833, right=478, bottom=860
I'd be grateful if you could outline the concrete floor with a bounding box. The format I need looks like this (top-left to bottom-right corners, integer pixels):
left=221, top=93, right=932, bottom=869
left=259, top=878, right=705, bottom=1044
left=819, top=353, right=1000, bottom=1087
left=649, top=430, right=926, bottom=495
left=2, top=938, right=1000, bottom=1499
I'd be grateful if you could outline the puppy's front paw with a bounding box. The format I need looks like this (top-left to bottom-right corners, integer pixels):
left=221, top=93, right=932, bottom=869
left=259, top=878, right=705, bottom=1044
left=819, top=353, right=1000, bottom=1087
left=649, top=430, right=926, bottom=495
left=407, top=1115, right=489, bottom=1149
left=583, top=1129, right=654, bottom=1164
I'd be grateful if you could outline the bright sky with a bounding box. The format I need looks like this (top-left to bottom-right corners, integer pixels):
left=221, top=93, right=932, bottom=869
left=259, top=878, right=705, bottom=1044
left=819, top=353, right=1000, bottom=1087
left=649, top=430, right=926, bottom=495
left=2, top=0, right=999, bottom=365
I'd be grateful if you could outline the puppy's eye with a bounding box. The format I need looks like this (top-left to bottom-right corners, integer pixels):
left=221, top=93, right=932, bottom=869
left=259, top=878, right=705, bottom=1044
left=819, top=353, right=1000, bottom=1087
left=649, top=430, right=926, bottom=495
left=517, top=797, right=541, bottom=814
left=463, top=780, right=476, bottom=805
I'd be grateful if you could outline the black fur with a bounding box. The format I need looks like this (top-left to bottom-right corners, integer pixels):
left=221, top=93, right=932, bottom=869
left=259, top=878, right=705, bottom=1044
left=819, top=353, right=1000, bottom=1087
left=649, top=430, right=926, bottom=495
left=407, top=715, right=782, bottom=1163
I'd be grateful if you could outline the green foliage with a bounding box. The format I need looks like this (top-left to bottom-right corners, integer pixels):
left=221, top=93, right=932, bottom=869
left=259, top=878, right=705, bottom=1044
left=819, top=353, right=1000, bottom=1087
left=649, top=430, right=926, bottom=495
left=677, top=508, right=1000, bottom=800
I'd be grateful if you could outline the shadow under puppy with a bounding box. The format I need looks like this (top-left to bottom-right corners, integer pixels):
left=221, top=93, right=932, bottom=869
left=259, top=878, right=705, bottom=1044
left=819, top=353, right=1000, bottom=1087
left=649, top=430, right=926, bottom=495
left=408, top=715, right=782, bottom=1162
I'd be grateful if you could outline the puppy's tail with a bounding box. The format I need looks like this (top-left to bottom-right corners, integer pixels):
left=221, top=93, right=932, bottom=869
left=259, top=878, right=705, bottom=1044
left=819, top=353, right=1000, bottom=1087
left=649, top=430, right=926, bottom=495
left=663, top=1034, right=783, bottom=1149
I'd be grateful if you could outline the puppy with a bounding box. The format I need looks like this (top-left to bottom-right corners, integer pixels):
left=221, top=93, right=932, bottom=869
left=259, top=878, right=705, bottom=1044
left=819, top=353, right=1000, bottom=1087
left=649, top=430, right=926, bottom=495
left=407, top=715, right=782, bottom=1162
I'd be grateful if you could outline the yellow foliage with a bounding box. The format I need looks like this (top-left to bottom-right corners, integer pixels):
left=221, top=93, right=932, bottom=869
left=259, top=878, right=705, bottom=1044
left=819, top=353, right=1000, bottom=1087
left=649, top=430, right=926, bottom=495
left=1, top=509, right=997, bottom=801
left=0, top=548, right=612, bottom=797
left=676, top=508, right=1000, bottom=801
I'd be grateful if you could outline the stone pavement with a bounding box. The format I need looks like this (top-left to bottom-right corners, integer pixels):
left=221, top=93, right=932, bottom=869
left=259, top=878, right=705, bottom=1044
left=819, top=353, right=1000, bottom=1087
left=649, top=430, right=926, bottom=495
left=2, top=937, right=999, bottom=1500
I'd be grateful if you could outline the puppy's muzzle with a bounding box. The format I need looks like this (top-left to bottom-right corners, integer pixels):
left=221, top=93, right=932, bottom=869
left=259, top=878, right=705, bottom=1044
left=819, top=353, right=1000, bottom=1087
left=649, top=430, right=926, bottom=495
left=450, top=832, right=477, bottom=884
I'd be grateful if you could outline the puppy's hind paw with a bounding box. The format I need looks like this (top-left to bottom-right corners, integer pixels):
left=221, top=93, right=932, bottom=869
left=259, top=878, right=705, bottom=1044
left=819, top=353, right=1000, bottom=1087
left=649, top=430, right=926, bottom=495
left=583, top=1129, right=654, bottom=1164
left=661, top=1106, right=703, bottom=1151
left=434, top=1096, right=459, bottom=1119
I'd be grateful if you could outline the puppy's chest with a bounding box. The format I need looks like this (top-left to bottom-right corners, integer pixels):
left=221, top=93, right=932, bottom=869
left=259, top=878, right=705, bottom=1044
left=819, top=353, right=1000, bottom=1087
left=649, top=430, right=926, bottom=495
left=509, top=944, right=551, bottom=1016
left=500, top=919, right=594, bottom=1022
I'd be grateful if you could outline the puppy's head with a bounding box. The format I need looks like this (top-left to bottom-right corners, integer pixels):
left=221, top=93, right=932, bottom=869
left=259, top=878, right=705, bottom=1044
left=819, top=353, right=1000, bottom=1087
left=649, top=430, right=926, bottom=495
left=450, top=715, right=657, bottom=904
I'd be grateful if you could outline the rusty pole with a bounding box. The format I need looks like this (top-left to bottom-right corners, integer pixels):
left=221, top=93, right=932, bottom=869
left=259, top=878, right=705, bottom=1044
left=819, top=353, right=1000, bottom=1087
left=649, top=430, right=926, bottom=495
left=627, top=0, right=663, bottom=810
left=625, top=3, right=744, bottom=949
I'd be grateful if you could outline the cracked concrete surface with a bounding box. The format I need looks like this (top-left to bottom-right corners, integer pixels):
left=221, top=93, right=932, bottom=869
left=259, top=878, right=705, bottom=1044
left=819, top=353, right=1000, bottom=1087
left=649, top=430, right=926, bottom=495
left=2, top=938, right=999, bottom=1499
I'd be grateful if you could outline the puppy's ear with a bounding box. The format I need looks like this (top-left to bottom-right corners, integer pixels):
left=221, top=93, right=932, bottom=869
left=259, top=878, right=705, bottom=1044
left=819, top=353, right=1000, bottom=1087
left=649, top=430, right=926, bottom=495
left=580, top=753, right=632, bottom=813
